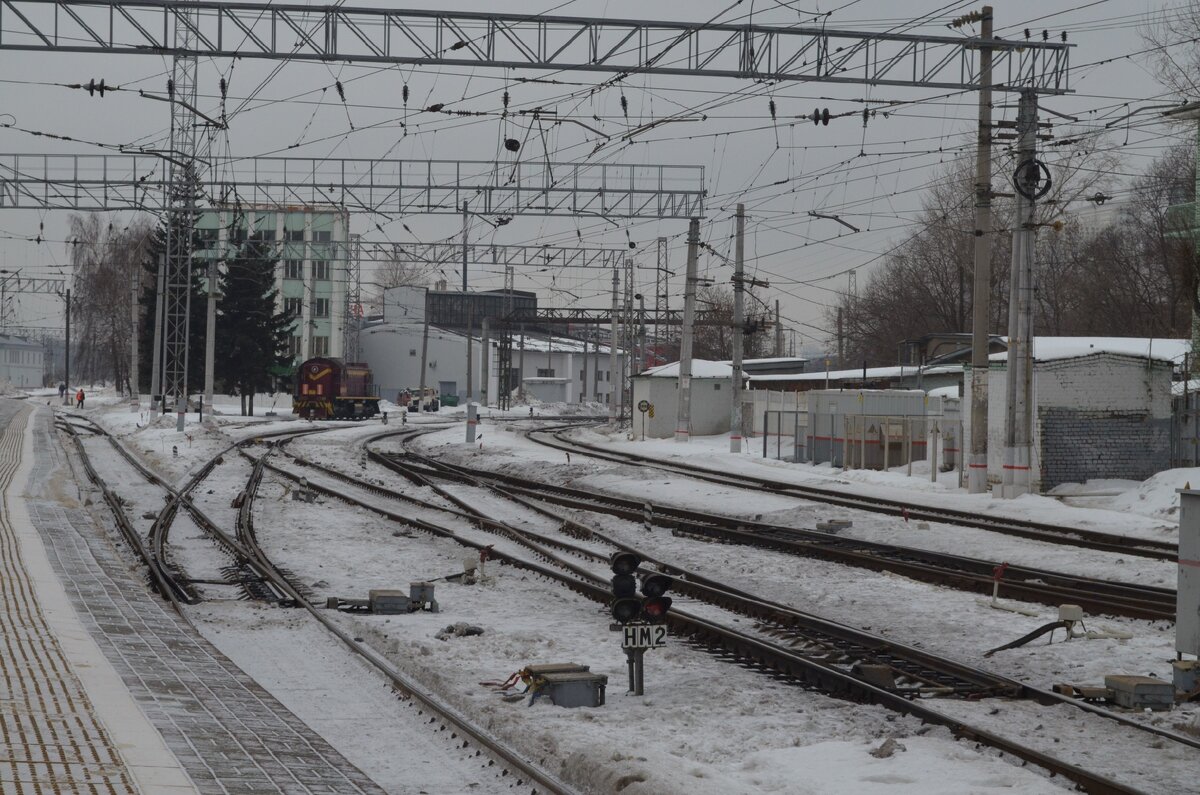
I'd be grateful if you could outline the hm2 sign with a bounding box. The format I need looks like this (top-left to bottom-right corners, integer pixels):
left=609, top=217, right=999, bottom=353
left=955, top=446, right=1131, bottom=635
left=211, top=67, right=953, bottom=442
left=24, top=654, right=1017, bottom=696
left=622, top=623, right=667, bottom=649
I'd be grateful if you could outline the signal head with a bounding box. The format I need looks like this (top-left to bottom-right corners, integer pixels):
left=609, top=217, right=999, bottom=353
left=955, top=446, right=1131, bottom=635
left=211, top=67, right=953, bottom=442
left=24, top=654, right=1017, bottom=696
left=641, top=596, right=673, bottom=622
left=611, top=597, right=641, bottom=623
left=610, top=551, right=641, bottom=576
left=640, top=574, right=671, bottom=598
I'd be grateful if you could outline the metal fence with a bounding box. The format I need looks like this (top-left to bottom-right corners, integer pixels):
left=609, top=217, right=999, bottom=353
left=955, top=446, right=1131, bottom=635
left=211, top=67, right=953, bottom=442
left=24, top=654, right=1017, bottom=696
left=763, top=409, right=964, bottom=484
left=763, top=410, right=807, bottom=462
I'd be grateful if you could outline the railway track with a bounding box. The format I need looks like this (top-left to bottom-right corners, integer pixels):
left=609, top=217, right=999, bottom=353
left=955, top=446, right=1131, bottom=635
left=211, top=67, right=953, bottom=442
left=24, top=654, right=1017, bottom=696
left=371, top=444, right=1176, bottom=622
left=63, top=414, right=574, bottom=795
left=526, top=426, right=1179, bottom=561
left=266, top=429, right=1195, bottom=794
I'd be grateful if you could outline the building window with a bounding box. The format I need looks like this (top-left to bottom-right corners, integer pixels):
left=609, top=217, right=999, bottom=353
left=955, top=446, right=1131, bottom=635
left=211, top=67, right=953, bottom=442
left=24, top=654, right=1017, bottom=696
left=714, top=383, right=721, bottom=390
left=313, top=260, right=330, bottom=280
left=314, top=298, right=330, bottom=318
left=579, top=369, right=585, bottom=381
left=288, top=336, right=302, bottom=358
left=313, top=336, right=330, bottom=356
left=286, top=228, right=305, bottom=242
left=284, top=297, right=302, bottom=317
left=313, top=230, right=332, bottom=242
left=537, top=368, right=555, bottom=377
left=284, top=260, right=303, bottom=279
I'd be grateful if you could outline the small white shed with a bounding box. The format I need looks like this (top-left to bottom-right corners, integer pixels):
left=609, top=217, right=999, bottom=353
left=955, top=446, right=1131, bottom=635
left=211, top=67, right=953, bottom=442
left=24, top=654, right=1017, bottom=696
left=631, top=360, right=734, bottom=439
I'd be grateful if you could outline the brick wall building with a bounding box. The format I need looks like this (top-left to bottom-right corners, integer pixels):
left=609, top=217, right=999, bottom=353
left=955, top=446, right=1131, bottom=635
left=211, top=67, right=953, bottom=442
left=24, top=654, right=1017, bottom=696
left=967, top=339, right=1179, bottom=491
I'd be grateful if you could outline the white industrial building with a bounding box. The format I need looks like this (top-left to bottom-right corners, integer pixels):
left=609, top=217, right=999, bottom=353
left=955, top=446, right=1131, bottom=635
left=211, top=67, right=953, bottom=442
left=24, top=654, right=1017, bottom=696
left=361, top=287, right=625, bottom=406
left=964, top=337, right=1181, bottom=492
left=0, top=333, right=44, bottom=388
left=631, top=360, right=733, bottom=439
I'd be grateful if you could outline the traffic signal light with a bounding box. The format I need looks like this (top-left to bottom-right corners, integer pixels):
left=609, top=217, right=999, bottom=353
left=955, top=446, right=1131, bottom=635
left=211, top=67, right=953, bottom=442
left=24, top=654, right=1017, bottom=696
left=610, top=551, right=642, bottom=623
left=639, top=573, right=673, bottom=622
left=609, top=552, right=673, bottom=623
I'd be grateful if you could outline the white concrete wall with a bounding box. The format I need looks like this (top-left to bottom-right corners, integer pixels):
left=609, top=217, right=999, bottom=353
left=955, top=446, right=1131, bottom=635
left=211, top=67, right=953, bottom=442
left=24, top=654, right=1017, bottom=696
left=360, top=322, right=496, bottom=405
left=632, top=375, right=732, bottom=439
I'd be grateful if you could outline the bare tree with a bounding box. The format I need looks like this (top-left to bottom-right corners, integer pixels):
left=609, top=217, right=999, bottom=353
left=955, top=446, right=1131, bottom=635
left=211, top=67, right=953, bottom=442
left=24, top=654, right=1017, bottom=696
left=830, top=131, right=1120, bottom=364
left=691, top=284, right=773, bottom=361
left=1143, top=3, right=1200, bottom=99
left=68, top=214, right=154, bottom=392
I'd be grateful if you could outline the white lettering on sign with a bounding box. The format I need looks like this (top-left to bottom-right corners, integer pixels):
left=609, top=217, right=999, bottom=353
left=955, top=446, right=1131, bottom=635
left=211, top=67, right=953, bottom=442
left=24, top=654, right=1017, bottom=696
left=622, top=623, right=667, bottom=649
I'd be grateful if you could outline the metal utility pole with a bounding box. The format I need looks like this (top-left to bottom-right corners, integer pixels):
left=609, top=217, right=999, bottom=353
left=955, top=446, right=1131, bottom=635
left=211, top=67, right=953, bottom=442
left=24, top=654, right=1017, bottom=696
left=621, top=256, right=633, bottom=421
left=968, top=5, right=995, bottom=494
left=461, top=200, right=469, bottom=292
left=655, top=237, right=669, bottom=347
left=150, top=256, right=165, bottom=411
left=731, top=204, right=746, bottom=453
left=130, top=268, right=140, bottom=403
left=840, top=307, right=849, bottom=369
left=609, top=268, right=619, bottom=425
left=163, top=1, right=202, bottom=429
left=675, top=219, right=700, bottom=442
left=1000, top=89, right=1039, bottom=499
left=774, top=300, right=783, bottom=357
left=637, top=293, right=647, bottom=372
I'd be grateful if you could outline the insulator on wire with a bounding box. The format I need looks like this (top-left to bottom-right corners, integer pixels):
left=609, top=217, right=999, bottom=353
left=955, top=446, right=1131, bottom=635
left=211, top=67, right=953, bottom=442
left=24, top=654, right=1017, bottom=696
left=620, top=93, right=628, bottom=119
left=769, top=99, right=776, bottom=120
left=167, top=78, right=174, bottom=98
left=402, top=84, right=409, bottom=106
left=502, top=90, right=510, bottom=109
left=219, top=78, right=227, bottom=99
left=812, top=107, right=830, bottom=126
left=336, top=80, right=346, bottom=102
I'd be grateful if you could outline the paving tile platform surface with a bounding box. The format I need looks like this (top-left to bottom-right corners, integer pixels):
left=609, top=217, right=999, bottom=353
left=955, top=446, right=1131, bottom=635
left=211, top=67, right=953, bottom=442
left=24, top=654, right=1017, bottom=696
left=20, top=406, right=385, bottom=795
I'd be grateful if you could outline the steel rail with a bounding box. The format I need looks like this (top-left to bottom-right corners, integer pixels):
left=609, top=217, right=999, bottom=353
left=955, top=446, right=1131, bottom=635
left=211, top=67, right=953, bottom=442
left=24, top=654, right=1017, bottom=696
left=260, top=436, right=1152, bottom=794
left=237, top=444, right=578, bottom=795
left=381, top=447, right=1176, bottom=622
left=527, top=428, right=1179, bottom=560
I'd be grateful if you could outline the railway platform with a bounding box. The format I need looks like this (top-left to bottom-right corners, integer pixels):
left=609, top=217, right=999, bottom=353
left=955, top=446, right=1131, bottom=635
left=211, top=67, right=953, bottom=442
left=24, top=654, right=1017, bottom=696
left=1, top=399, right=385, bottom=795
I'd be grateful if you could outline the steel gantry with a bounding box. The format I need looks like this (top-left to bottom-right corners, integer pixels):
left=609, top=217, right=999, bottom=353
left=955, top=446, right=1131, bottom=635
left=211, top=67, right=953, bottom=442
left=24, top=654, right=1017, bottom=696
left=1, top=3, right=1070, bottom=462
left=353, top=241, right=630, bottom=272
left=0, top=1, right=1071, bottom=93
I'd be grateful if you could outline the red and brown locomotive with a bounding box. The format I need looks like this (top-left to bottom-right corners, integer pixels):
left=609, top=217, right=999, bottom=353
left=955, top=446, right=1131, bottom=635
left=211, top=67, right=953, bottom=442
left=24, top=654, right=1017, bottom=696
left=293, top=357, right=381, bottom=420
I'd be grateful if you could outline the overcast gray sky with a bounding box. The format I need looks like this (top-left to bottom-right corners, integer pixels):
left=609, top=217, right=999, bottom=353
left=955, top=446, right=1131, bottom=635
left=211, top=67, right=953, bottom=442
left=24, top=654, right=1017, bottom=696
left=0, top=0, right=1191, bottom=351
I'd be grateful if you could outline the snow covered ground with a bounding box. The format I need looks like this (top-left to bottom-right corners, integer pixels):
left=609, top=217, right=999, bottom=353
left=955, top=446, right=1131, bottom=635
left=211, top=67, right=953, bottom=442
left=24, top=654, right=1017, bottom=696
left=52, top=390, right=1200, bottom=794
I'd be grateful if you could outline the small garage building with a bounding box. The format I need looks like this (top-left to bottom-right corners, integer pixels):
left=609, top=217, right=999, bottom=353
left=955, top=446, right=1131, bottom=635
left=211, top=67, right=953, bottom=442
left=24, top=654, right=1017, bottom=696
left=631, top=360, right=734, bottom=439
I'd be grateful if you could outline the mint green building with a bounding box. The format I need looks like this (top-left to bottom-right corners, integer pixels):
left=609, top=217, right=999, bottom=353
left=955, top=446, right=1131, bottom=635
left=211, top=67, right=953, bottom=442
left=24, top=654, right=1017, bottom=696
left=196, top=205, right=350, bottom=364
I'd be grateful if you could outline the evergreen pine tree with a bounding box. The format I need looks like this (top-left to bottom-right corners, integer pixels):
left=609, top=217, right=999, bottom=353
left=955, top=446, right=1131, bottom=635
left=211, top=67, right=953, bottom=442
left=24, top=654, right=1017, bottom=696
left=215, top=240, right=295, bottom=415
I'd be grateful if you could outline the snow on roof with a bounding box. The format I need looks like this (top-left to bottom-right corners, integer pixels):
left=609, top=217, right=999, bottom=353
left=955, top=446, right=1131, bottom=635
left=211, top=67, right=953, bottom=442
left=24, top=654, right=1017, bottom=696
left=640, top=359, right=733, bottom=378
left=989, top=337, right=1186, bottom=365
left=719, top=356, right=810, bottom=365
left=747, top=364, right=962, bottom=382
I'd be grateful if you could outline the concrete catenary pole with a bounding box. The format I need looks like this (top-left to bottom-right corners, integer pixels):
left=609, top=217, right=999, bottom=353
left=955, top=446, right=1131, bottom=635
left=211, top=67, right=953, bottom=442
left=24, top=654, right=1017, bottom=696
left=675, top=218, right=701, bottom=442
left=203, top=256, right=216, bottom=417
left=1000, top=89, right=1039, bottom=498
left=418, top=293, right=430, bottom=408
left=461, top=200, right=469, bottom=292
left=968, top=5, right=995, bottom=494
left=481, top=316, right=490, bottom=408
left=609, top=267, right=619, bottom=425
left=63, top=288, right=71, bottom=405
left=130, top=267, right=139, bottom=402
left=150, top=255, right=166, bottom=411
left=466, top=305, right=474, bottom=402
left=730, top=204, right=745, bottom=453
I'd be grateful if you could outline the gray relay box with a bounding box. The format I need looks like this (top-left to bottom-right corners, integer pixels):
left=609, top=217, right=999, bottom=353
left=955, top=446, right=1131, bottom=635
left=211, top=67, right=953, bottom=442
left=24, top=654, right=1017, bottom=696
left=1105, top=675, right=1174, bottom=711
left=541, top=671, right=608, bottom=708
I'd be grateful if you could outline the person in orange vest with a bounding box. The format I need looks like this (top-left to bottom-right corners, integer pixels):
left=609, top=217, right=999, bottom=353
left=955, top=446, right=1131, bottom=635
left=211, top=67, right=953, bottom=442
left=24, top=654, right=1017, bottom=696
left=75, top=388, right=85, bottom=409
